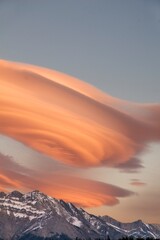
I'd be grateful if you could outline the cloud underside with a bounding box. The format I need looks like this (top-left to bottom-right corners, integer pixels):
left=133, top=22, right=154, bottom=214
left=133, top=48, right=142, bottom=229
left=0, top=153, right=133, bottom=207
left=0, top=59, right=160, bottom=169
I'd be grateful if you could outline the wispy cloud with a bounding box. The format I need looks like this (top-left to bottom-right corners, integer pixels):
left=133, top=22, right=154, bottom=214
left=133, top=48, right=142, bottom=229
left=130, top=179, right=146, bottom=187
left=0, top=152, right=133, bottom=207
left=117, top=158, right=144, bottom=173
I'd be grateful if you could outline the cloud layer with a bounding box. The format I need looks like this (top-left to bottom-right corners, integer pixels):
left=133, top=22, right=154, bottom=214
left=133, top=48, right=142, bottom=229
left=0, top=153, right=133, bottom=207
left=0, top=59, right=160, bottom=169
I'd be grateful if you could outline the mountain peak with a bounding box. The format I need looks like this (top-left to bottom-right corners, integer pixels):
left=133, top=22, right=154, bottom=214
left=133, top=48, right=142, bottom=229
left=0, top=192, right=6, bottom=198
left=0, top=190, right=159, bottom=240
left=23, top=190, right=47, bottom=200
left=32, top=189, right=40, bottom=193
left=7, top=190, right=23, bottom=199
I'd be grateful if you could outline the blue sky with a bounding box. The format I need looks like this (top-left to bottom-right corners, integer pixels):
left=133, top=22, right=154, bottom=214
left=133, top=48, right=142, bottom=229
left=0, top=0, right=160, bottom=102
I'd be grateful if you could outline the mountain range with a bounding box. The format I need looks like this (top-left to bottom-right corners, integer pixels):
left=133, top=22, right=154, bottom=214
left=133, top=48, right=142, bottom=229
left=0, top=190, right=159, bottom=240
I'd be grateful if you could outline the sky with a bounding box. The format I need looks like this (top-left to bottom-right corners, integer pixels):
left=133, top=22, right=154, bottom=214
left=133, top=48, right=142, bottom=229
left=0, top=0, right=160, bottom=224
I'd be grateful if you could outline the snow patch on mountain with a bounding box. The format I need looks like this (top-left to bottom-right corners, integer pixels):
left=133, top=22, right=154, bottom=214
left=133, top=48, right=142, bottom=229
left=0, top=190, right=160, bottom=240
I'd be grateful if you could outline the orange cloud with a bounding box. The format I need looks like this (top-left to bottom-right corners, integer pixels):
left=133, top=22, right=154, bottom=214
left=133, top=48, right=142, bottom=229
left=0, top=59, right=160, bottom=169
left=0, top=153, right=133, bottom=207
left=0, top=174, right=20, bottom=188
left=0, top=153, right=34, bottom=191
left=40, top=174, right=134, bottom=207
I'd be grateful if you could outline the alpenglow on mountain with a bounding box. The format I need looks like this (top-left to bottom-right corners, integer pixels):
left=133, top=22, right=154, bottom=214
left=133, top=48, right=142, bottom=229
left=0, top=190, right=160, bottom=240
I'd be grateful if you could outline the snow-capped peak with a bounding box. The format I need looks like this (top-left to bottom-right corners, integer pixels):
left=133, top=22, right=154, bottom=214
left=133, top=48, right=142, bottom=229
left=0, top=190, right=159, bottom=240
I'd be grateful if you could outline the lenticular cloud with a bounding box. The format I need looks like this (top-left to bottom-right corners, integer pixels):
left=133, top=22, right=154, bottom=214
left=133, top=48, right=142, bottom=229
left=0, top=59, right=160, bottom=168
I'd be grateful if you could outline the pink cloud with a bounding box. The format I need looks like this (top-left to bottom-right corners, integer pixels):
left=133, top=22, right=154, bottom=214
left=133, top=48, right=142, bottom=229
left=0, top=153, right=133, bottom=207
left=0, top=59, right=160, bottom=170
left=130, top=179, right=146, bottom=186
